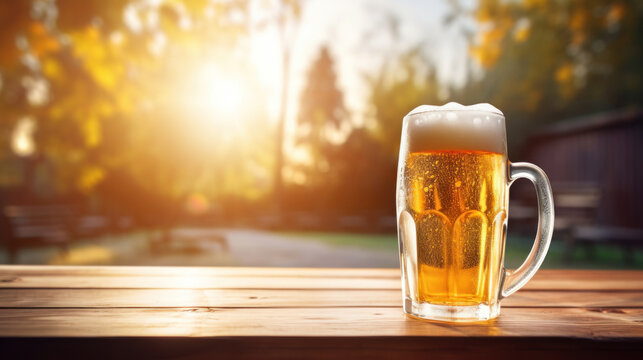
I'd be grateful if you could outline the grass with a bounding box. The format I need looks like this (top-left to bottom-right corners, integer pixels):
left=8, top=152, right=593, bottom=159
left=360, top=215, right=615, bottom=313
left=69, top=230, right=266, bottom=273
left=278, top=231, right=399, bottom=252
left=4, top=228, right=642, bottom=269
left=504, top=236, right=643, bottom=269
left=277, top=231, right=643, bottom=269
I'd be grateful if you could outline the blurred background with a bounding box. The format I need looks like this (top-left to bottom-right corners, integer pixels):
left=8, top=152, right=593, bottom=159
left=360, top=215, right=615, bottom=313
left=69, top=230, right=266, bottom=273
left=0, top=0, right=641, bottom=268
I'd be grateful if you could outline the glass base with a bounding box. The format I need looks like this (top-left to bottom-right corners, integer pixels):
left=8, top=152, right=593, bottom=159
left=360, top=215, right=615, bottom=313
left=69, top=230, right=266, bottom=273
left=404, top=298, right=500, bottom=322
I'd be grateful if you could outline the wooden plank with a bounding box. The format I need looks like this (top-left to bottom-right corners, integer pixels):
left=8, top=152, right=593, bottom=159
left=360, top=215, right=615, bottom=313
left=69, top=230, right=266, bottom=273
left=1, top=271, right=642, bottom=290
left=1, top=266, right=640, bottom=283
left=526, top=270, right=643, bottom=290
left=0, top=274, right=402, bottom=289
left=0, top=266, right=401, bottom=278
left=0, top=288, right=641, bottom=308
left=505, top=290, right=643, bottom=308
left=1, top=267, right=641, bottom=291
left=1, top=337, right=640, bottom=360
left=0, top=307, right=641, bottom=338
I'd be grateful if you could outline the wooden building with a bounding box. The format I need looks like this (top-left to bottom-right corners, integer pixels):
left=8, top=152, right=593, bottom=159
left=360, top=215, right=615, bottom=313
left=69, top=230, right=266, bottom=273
left=522, top=107, right=643, bottom=231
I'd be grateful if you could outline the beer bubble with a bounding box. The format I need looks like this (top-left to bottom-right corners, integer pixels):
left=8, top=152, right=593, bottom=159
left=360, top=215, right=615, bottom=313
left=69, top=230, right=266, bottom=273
left=424, top=187, right=429, bottom=192
left=455, top=181, right=462, bottom=187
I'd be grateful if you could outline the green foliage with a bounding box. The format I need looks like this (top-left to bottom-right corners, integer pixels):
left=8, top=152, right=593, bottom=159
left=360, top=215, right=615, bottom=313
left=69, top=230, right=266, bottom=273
left=454, top=0, right=643, bottom=151
left=0, top=0, right=641, bottom=221
left=366, top=46, right=444, bottom=158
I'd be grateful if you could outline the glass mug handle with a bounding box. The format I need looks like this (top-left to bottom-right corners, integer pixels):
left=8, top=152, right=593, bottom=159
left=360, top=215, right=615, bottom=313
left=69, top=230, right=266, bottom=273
left=500, top=162, right=555, bottom=299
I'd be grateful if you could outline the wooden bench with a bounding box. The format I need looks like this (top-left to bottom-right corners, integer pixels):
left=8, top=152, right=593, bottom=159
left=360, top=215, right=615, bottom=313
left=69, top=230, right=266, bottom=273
left=553, top=183, right=643, bottom=263
left=511, top=182, right=643, bottom=262
left=1, top=205, right=74, bottom=264
left=0, top=266, right=641, bottom=358
left=149, top=228, right=229, bottom=253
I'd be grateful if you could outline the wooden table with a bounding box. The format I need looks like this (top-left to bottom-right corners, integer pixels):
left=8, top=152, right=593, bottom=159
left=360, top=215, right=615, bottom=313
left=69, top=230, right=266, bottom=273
left=0, top=266, right=641, bottom=359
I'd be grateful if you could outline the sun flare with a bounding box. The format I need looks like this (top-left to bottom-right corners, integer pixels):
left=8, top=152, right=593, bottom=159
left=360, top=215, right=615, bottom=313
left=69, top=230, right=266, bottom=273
left=189, top=65, right=246, bottom=122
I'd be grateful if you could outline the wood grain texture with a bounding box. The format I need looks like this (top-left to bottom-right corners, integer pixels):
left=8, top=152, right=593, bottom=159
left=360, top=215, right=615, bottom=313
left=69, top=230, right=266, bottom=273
left=0, top=307, right=641, bottom=338
left=1, top=268, right=642, bottom=290
left=2, top=337, right=641, bottom=360
left=0, top=274, right=402, bottom=289
left=0, top=288, right=641, bottom=308
left=0, top=266, right=641, bottom=359
left=0, top=265, right=401, bottom=278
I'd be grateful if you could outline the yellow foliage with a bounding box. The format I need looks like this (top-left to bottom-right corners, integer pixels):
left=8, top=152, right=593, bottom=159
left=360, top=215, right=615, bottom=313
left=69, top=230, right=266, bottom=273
left=83, top=116, right=101, bottom=147
left=71, top=26, right=124, bottom=91
left=523, top=0, right=548, bottom=9
left=476, top=8, right=492, bottom=23
left=115, top=90, right=135, bottom=113
left=42, top=58, right=61, bottom=80
left=513, top=21, right=531, bottom=42
left=555, top=63, right=575, bottom=100
left=606, top=2, right=625, bottom=27
left=569, top=8, right=588, bottom=32
left=555, top=63, right=574, bottom=85
left=471, top=44, right=501, bottom=69
left=470, top=0, right=515, bottom=69
left=29, top=21, right=47, bottom=36
left=90, top=63, right=120, bottom=90
left=97, top=101, right=114, bottom=118
left=28, top=21, right=60, bottom=57
left=78, top=166, right=105, bottom=192
left=472, top=22, right=511, bottom=68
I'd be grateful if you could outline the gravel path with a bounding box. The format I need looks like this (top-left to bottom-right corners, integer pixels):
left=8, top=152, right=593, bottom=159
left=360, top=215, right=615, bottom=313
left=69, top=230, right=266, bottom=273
left=220, top=229, right=399, bottom=267
left=1, top=228, right=400, bottom=268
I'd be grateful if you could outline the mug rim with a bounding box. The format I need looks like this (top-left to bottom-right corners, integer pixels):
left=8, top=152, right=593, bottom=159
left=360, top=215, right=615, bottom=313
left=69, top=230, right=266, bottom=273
left=405, top=105, right=505, bottom=118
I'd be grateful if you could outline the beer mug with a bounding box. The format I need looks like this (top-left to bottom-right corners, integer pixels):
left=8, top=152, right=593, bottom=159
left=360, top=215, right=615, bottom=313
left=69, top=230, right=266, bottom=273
left=396, top=103, right=554, bottom=322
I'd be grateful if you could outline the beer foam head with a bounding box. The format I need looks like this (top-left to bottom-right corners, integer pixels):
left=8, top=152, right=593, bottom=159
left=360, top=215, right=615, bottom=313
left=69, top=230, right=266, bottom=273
left=403, top=102, right=506, bottom=154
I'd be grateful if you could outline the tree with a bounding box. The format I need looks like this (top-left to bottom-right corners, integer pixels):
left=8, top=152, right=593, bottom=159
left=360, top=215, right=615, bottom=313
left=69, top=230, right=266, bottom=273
left=263, top=0, right=301, bottom=213
left=0, top=0, right=267, bottom=215
left=296, top=46, right=347, bottom=183
left=366, top=46, right=444, bottom=158
left=450, top=0, right=643, bottom=151
left=321, top=128, right=395, bottom=216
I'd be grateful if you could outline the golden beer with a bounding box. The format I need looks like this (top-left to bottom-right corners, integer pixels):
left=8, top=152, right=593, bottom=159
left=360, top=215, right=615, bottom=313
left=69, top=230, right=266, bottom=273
left=403, top=150, right=507, bottom=306
left=397, top=103, right=554, bottom=322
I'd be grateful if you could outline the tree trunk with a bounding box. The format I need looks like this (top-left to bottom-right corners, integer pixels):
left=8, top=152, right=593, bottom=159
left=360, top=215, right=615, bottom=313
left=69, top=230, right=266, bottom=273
left=274, top=48, right=290, bottom=215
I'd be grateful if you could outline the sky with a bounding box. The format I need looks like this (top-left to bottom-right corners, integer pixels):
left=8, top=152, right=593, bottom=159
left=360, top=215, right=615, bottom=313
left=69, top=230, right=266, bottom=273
left=248, top=0, right=474, bottom=150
